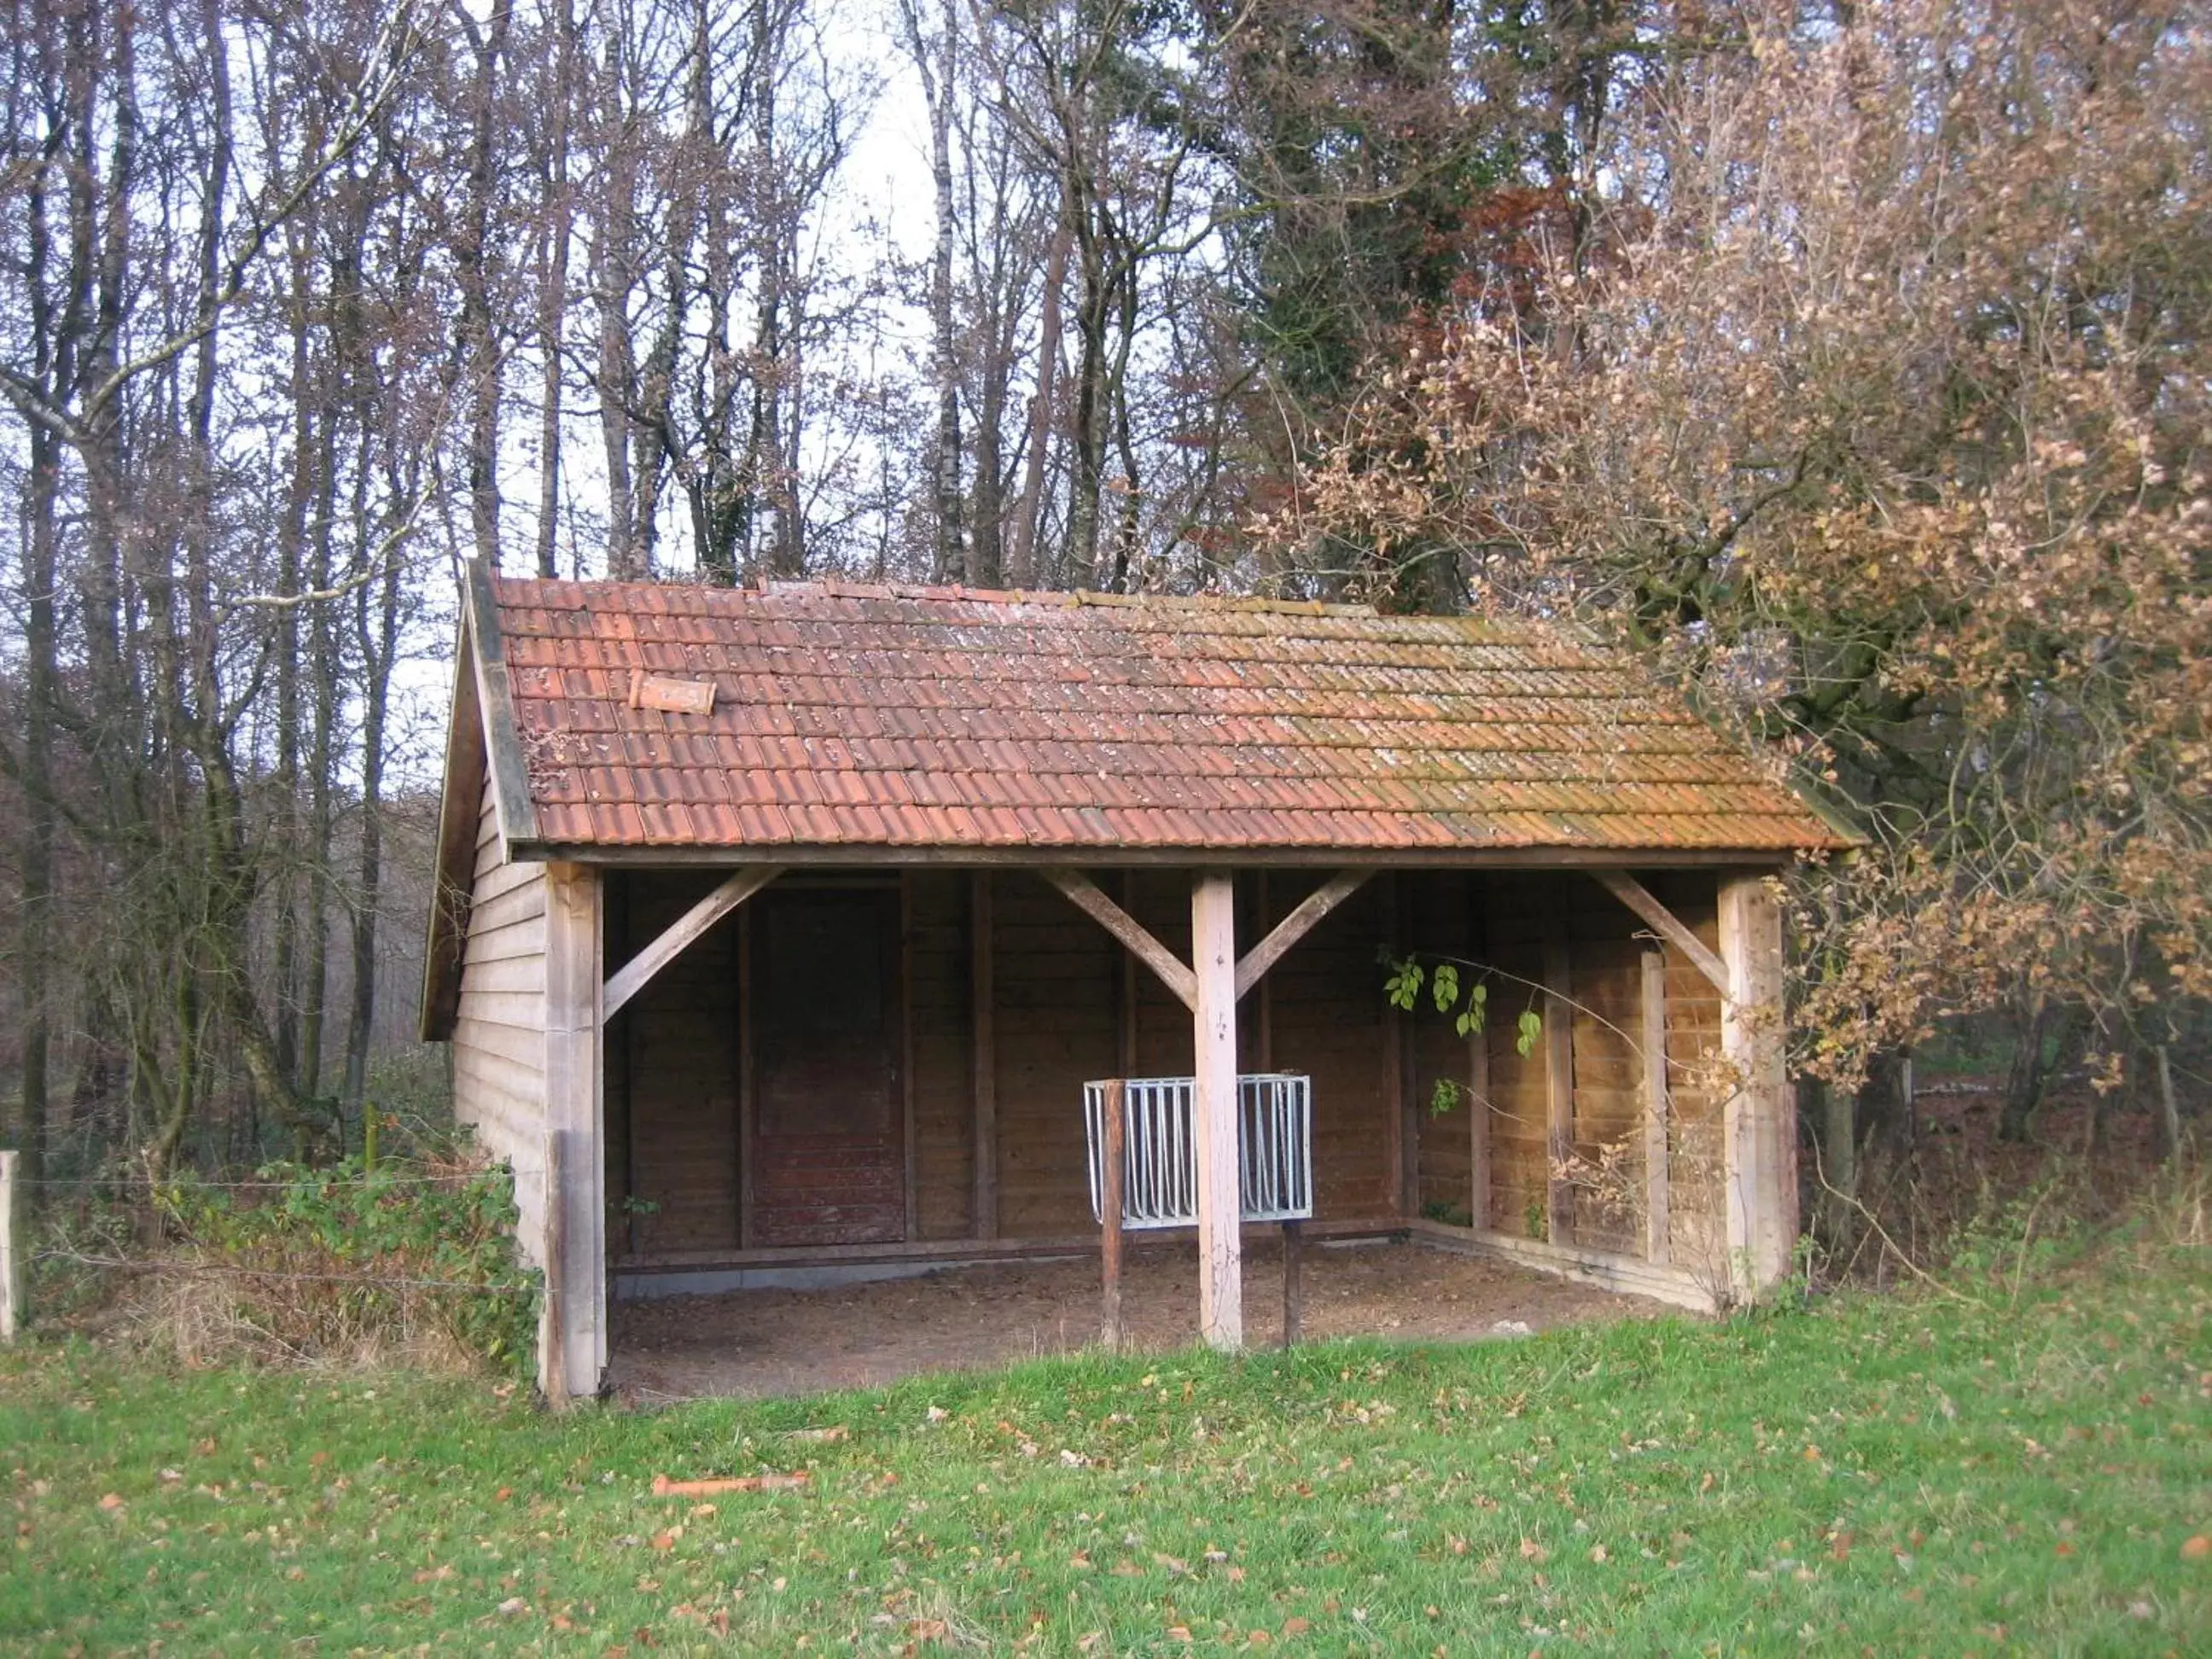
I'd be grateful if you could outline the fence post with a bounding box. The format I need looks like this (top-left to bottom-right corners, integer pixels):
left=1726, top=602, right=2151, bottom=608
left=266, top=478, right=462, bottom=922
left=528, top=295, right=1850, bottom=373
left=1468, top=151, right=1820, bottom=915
left=1, top=1150, right=21, bottom=1342
left=1100, top=1081, right=1125, bottom=1353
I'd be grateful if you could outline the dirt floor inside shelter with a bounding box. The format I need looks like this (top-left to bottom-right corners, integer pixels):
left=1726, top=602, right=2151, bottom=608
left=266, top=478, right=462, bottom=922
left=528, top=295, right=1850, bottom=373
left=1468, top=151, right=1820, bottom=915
left=609, top=1239, right=1664, bottom=1402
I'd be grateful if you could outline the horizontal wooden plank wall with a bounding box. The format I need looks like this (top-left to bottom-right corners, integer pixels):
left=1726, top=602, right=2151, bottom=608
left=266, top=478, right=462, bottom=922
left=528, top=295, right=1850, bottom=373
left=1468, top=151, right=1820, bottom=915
left=451, top=788, right=550, bottom=1261
left=1567, top=881, right=1647, bottom=1256
left=1409, top=872, right=1476, bottom=1224
left=609, top=871, right=741, bottom=1255
left=1478, top=873, right=1555, bottom=1241
left=1267, top=873, right=1394, bottom=1223
left=991, top=872, right=1119, bottom=1237
left=1126, top=870, right=1196, bottom=1080
left=909, top=872, right=974, bottom=1239
left=1650, top=872, right=1726, bottom=1279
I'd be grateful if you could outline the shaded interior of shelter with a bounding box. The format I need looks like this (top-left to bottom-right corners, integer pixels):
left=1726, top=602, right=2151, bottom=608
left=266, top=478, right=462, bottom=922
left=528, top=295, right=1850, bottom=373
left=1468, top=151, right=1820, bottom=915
left=600, top=864, right=1731, bottom=1301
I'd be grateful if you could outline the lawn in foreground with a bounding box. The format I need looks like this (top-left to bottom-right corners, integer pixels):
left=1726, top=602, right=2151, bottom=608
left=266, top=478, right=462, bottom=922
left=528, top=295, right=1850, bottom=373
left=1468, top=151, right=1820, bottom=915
left=3, top=1243, right=2205, bottom=1655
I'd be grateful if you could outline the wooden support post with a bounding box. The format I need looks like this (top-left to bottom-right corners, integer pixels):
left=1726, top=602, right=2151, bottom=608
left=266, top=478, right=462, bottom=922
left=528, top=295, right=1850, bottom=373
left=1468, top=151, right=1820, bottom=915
left=1640, top=947, right=1672, bottom=1265
left=539, top=1130, right=567, bottom=1403
left=737, top=906, right=755, bottom=1248
left=1190, top=872, right=1243, bottom=1350
left=0, top=1150, right=20, bottom=1343
left=901, top=874, right=918, bottom=1241
left=1542, top=908, right=1575, bottom=1248
left=971, top=872, right=998, bottom=1240
left=1467, top=1027, right=1491, bottom=1232
left=544, top=861, right=606, bottom=1403
left=1719, top=871, right=1791, bottom=1297
left=1281, top=1220, right=1303, bottom=1348
left=1381, top=875, right=1407, bottom=1218
left=1101, top=1080, right=1126, bottom=1353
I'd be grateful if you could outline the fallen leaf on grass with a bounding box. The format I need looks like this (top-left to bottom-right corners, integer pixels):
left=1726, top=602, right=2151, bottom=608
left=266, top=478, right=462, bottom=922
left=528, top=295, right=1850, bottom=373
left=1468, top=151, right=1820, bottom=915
left=497, top=1597, right=527, bottom=1616
left=2181, top=1534, right=2209, bottom=1561
left=1518, top=1538, right=1548, bottom=1563
left=1281, top=1617, right=1310, bottom=1637
left=650, top=1472, right=808, bottom=1497
left=97, top=1494, right=125, bottom=1512
left=785, top=1426, right=848, bottom=1444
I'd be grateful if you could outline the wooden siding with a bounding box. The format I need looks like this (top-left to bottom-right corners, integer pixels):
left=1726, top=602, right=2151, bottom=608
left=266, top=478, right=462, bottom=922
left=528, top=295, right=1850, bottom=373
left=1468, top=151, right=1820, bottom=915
left=585, top=862, right=1731, bottom=1278
left=1478, top=873, right=1559, bottom=1241
left=1268, top=873, right=1396, bottom=1223
left=1650, top=872, right=1726, bottom=1276
left=611, top=871, right=741, bottom=1254
left=1409, top=872, right=1478, bottom=1222
left=451, top=789, right=549, bottom=1263
left=909, top=872, right=974, bottom=1239
left=1566, top=881, right=1648, bottom=1256
left=992, top=873, right=1119, bottom=1237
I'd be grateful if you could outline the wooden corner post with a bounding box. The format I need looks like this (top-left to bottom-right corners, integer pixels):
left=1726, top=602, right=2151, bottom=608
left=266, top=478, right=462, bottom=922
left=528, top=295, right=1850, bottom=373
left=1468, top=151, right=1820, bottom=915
left=544, top=861, right=607, bottom=1403
left=1190, top=872, right=1243, bottom=1350
left=1718, top=871, right=1792, bottom=1298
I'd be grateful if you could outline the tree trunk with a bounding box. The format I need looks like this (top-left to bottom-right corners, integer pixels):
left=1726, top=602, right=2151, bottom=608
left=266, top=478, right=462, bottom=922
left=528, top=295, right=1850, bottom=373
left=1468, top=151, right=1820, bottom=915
left=534, top=0, right=575, bottom=578
left=1010, top=208, right=1068, bottom=589
left=2000, top=998, right=2072, bottom=1143
left=1807, top=1075, right=1858, bottom=1249
left=923, top=0, right=963, bottom=580
left=1859, top=1047, right=1915, bottom=1155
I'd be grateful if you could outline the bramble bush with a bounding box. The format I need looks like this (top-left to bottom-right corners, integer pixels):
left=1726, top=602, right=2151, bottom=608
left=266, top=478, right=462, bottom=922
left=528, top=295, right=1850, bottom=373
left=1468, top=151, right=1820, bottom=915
left=148, top=1152, right=538, bottom=1377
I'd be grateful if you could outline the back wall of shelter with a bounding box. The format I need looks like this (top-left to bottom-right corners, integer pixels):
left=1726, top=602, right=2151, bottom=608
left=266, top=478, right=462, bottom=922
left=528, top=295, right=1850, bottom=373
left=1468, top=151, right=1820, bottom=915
left=598, top=867, right=1726, bottom=1261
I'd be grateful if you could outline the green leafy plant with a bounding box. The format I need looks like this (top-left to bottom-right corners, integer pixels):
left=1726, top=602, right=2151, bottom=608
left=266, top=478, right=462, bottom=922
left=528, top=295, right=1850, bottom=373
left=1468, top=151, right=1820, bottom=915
left=157, top=1155, right=538, bottom=1377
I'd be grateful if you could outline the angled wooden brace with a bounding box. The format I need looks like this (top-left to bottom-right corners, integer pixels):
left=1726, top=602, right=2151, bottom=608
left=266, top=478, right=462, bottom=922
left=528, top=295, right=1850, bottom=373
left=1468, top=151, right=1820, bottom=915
left=603, top=865, right=786, bottom=1018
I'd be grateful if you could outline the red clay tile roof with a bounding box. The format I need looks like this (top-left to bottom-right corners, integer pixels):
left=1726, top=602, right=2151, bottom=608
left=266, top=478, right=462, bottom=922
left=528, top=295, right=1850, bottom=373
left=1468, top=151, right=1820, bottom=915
left=482, top=574, right=1850, bottom=856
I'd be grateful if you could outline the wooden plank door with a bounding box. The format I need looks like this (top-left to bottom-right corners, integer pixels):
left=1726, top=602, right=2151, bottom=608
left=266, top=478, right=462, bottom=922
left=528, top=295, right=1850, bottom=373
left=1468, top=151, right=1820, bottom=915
left=748, top=887, right=905, bottom=1247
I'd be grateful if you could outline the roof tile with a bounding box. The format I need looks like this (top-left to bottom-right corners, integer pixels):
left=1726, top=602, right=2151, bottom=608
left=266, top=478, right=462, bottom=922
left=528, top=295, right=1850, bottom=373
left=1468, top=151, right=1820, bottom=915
left=486, top=576, right=1848, bottom=854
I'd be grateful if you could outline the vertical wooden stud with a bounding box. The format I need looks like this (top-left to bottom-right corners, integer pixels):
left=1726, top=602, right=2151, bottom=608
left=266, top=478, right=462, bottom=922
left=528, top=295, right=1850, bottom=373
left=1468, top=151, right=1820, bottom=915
left=1541, top=903, right=1575, bottom=1248
left=1190, top=871, right=1243, bottom=1350
left=1640, top=946, right=1672, bottom=1265
left=543, top=861, right=605, bottom=1402
left=1467, top=1027, right=1491, bottom=1232
left=0, top=1150, right=21, bottom=1343
left=1719, top=871, right=1790, bottom=1296
left=970, top=871, right=998, bottom=1240
left=1280, top=1219, right=1303, bottom=1348
left=737, top=905, right=755, bottom=1249
left=900, top=873, right=918, bottom=1242
left=1381, top=874, right=1407, bottom=1218
left=1101, top=1080, right=1126, bottom=1353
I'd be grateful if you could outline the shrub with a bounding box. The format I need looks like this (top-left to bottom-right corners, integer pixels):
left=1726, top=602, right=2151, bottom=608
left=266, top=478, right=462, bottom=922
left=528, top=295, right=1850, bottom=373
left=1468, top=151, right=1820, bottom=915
left=143, top=1155, right=538, bottom=1377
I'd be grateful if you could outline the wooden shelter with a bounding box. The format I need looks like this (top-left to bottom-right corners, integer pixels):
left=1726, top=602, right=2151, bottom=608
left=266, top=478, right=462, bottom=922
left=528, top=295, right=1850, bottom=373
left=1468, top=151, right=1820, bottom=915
left=421, top=562, right=1850, bottom=1399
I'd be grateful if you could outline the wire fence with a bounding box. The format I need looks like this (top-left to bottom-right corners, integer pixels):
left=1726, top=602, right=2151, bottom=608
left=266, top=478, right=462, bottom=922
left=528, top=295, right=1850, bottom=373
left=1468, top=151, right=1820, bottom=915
left=31, top=1246, right=534, bottom=1296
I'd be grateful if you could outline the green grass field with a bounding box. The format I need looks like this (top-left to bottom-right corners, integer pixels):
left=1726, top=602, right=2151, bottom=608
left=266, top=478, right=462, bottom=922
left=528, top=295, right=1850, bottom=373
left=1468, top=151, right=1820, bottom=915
left=4, top=1238, right=2206, bottom=1656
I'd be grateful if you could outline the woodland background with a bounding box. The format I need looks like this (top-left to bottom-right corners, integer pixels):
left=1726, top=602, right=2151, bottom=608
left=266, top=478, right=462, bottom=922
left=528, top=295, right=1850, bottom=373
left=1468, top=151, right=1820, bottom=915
left=0, top=0, right=2203, bottom=1229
